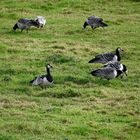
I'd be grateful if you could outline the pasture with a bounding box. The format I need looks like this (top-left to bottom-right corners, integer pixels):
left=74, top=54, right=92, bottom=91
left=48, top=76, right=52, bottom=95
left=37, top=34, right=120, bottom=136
left=0, top=0, right=140, bottom=139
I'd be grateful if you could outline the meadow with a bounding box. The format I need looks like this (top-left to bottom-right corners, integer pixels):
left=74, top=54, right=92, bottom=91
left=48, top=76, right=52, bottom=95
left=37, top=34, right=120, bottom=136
left=0, top=0, right=140, bottom=139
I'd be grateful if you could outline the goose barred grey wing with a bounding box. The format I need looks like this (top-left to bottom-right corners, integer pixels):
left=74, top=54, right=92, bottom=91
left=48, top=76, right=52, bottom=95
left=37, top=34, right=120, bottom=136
left=30, top=76, right=43, bottom=85
left=89, top=52, right=116, bottom=64
left=104, top=61, right=123, bottom=70
left=91, top=67, right=117, bottom=80
left=18, top=18, right=30, bottom=24
left=87, top=16, right=107, bottom=28
left=87, top=16, right=103, bottom=24
left=101, top=52, right=117, bottom=62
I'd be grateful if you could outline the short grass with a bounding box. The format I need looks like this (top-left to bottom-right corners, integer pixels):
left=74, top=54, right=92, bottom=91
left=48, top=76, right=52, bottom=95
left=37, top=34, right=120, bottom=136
left=0, top=0, right=140, bottom=139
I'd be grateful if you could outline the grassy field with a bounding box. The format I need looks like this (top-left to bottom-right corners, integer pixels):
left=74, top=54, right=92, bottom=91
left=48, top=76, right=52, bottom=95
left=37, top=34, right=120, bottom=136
left=0, top=0, right=140, bottom=139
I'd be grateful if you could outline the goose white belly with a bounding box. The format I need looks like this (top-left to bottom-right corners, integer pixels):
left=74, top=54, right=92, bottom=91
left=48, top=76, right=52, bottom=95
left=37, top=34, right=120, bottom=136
left=113, top=70, right=117, bottom=78
left=107, top=70, right=117, bottom=79
left=112, top=55, right=118, bottom=62
left=42, top=77, right=53, bottom=85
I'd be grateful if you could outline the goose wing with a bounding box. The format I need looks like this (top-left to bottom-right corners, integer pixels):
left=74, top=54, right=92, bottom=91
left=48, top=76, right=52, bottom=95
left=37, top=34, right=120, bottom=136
left=31, top=76, right=43, bottom=85
left=18, top=18, right=30, bottom=24
left=87, top=16, right=103, bottom=25
left=91, top=67, right=116, bottom=79
left=98, top=52, right=115, bottom=62
left=104, top=61, right=122, bottom=70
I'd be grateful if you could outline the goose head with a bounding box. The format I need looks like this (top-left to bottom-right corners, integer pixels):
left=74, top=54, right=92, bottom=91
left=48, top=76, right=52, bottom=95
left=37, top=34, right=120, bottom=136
left=45, top=64, right=53, bottom=69
left=116, top=47, right=124, bottom=53
left=115, top=47, right=124, bottom=61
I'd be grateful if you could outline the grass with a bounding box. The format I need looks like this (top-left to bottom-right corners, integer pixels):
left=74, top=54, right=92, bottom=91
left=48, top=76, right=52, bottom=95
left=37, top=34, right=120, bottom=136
left=0, top=0, right=140, bottom=139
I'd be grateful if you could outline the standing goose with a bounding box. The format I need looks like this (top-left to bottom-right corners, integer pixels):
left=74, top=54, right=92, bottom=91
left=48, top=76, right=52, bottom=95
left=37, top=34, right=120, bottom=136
left=13, top=18, right=39, bottom=32
left=30, top=64, right=53, bottom=87
left=35, top=16, right=46, bottom=28
left=88, top=47, right=124, bottom=64
left=83, top=16, right=108, bottom=30
left=104, top=61, right=128, bottom=78
left=91, top=67, right=123, bottom=80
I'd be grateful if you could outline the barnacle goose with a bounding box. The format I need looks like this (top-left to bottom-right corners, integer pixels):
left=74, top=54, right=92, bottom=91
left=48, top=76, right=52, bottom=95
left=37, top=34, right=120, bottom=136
left=88, top=47, right=124, bottom=64
left=83, top=16, right=108, bottom=30
left=91, top=67, right=123, bottom=80
left=104, top=61, right=128, bottom=78
left=35, top=16, right=46, bottom=28
left=30, top=64, right=53, bottom=87
left=13, top=18, right=39, bottom=32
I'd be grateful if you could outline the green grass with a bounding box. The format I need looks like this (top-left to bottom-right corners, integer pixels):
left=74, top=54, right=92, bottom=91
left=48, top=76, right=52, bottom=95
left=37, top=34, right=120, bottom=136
left=0, top=0, right=140, bottom=139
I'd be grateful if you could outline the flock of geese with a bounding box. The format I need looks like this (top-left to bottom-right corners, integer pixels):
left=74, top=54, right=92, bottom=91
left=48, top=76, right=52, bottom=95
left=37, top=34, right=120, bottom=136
left=89, top=47, right=127, bottom=80
left=13, top=16, right=128, bottom=87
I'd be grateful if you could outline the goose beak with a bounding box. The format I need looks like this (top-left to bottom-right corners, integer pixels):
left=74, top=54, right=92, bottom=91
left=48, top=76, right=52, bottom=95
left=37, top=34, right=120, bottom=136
left=124, top=71, right=127, bottom=76
left=121, top=75, right=124, bottom=79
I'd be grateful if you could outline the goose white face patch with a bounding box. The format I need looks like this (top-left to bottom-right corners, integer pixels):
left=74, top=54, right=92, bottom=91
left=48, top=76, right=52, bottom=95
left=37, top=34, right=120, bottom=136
left=47, top=65, right=51, bottom=68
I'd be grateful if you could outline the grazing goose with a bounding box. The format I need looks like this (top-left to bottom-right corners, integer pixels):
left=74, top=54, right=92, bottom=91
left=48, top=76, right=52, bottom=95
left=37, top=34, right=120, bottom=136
left=91, top=67, right=123, bottom=80
left=104, top=61, right=128, bottom=78
left=88, top=47, right=124, bottom=64
left=30, top=64, right=53, bottom=87
left=83, top=16, right=108, bottom=30
left=35, top=16, right=46, bottom=28
left=13, top=18, right=39, bottom=32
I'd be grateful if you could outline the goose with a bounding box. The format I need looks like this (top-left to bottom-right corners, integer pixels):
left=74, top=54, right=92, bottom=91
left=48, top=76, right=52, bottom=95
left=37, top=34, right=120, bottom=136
left=13, top=18, right=39, bottom=32
left=91, top=67, right=123, bottom=80
left=88, top=47, right=124, bottom=64
left=30, top=64, right=53, bottom=87
left=104, top=61, right=128, bottom=78
left=35, top=16, right=46, bottom=28
left=83, top=16, right=108, bottom=30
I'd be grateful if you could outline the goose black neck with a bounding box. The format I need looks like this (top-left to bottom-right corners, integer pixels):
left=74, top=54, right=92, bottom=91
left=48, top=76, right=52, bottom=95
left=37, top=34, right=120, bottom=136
left=13, top=23, right=18, bottom=30
left=47, top=67, right=50, bottom=75
left=116, top=49, right=121, bottom=61
left=116, top=70, right=122, bottom=77
left=83, top=21, right=88, bottom=28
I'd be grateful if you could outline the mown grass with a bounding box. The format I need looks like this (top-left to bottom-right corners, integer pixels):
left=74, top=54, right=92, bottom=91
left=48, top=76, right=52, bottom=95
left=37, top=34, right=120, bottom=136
left=0, top=0, right=140, bottom=139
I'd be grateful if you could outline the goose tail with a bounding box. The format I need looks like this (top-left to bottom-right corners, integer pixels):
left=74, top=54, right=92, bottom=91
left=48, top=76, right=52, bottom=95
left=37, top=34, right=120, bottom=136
left=91, top=70, right=98, bottom=76
left=88, top=58, right=98, bottom=63
left=13, top=23, right=18, bottom=31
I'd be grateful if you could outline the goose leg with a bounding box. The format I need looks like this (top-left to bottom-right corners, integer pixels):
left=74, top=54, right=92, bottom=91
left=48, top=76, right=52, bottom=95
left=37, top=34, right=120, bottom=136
left=91, top=26, right=96, bottom=30
left=26, top=29, right=28, bottom=33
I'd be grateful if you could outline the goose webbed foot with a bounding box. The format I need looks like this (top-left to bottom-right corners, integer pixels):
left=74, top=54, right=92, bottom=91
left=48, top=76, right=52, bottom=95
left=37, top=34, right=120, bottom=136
left=91, top=26, right=96, bottom=30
